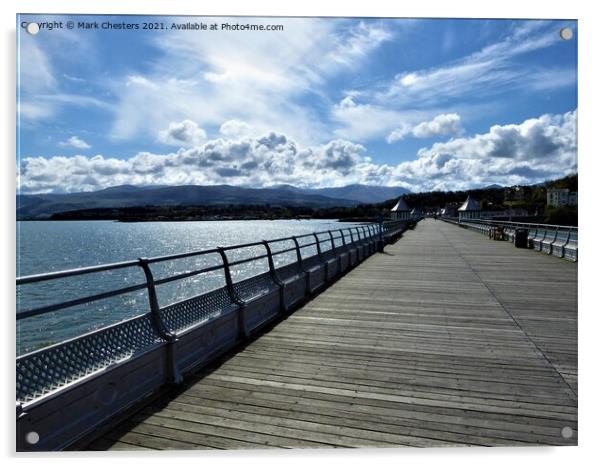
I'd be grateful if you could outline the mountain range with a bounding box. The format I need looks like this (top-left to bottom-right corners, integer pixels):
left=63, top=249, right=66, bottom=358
left=17, top=184, right=410, bottom=219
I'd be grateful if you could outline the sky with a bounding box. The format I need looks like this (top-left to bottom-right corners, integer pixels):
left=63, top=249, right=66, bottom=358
left=16, top=15, right=577, bottom=194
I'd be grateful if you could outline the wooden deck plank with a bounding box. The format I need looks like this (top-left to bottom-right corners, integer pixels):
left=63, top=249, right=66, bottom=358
left=90, top=219, right=577, bottom=450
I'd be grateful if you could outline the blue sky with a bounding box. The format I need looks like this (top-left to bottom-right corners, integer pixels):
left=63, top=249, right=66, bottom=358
left=17, top=15, right=577, bottom=193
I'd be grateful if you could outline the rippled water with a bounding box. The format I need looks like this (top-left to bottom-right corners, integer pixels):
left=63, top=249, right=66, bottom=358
left=16, top=219, right=363, bottom=355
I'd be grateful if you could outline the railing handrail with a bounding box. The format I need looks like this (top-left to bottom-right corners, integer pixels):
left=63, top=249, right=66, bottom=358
left=17, top=220, right=401, bottom=322
left=466, top=218, right=577, bottom=231
left=17, top=222, right=379, bottom=285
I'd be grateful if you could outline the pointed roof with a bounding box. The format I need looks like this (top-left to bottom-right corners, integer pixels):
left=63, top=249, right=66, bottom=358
left=458, top=196, right=481, bottom=212
left=391, top=197, right=410, bottom=212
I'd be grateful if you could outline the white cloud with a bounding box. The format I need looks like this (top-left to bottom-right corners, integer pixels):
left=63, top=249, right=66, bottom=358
left=418, top=111, right=575, bottom=161
left=219, top=120, right=253, bottom=139
left=376, top=22, right=574, bottom=107
left=58, top=136, right=91, bottom=149
left=386, top=123, right=413, bottom=143
left=18, top=102, right=54, bottom=121
left=18, top=132, right=373, bottom=193
left=126, top=75, right=158, bottom=89
left=18, top=110, right=577, bottom=195
left=324, top=21, right=393, bottom=68
left=109, top=18, right=394, bottom=146
left=18, top=24, right=107, bottom=124
left=158, top=120, right=207, bottom=147
left=411, top=113, right=463, bottom=138
left=387, top=113, right=463, bottom=143
left=19, top=39, right=56, bottom=94
left=387, top=110, right=577, bottom=191
left=332, top=99, right=406, bottom=141
left=62, top=73, right=86, bottom=83
left=399, top=73, right=419, bottom=87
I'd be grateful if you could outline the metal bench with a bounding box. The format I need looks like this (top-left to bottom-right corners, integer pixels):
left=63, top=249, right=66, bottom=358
left=532, top=228, right=548, bottom=251
left=541, top=228, right=558, bottom=255
left=319, top=232, right=341, bottom=283
left=551, top=231, right=570, bottom=259
left=274, top=238, right=311, bottom=311
left=564, top=231, right=578, bottom=261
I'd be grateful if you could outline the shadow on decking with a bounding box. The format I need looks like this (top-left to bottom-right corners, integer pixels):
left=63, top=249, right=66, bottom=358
left=83, top=306, right=298, bottom=450
left=84, top=236, right=409, bottom=450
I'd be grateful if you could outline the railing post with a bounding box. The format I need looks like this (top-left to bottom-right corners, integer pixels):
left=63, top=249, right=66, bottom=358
left=313, top=232, right=327, bottom=282
left=313, top=233, right=323, bottom=258
left=327, top=230, right=336, bottom=251
left=292, top=236, right=311, bottom=294
left=263, top=241, right=286, bottom=312
left=217, top=247, right=248, bottom=338
left=354, top=227, right=363, bottom=261
left=291, top=236, right=305, bottom=269
left=138, top=258, right=182, bottom=385
left=327, top=230, right=342, bottom=276
left=378, top=215, right=384, bottom=251
left=346, top=228, right=356, bottom=264
left=364, top=226, right=374, bottom=255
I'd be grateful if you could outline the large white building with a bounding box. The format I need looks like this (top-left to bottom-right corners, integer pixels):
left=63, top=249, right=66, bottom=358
left=547, top=188, right=578, bottom=207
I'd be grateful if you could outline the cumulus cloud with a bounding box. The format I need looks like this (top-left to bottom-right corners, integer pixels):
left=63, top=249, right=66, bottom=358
left=17, top=111, right=576, bottom=194
left=386, top=123, right=413, bottom=144
left=387, top=110, right=577, bottom=191
left=219, top=120, right=253, bottom=139
left=417, top=111, right=575, bottom=161
left=412, top=113, right=463, bottom=138
left=158, top=120, right=207, bottom=147
left=58, top=136, right=91, bottom=149
left=18, top=132, right=373, bottom=193
left=387, top=113, right=463, bottom=143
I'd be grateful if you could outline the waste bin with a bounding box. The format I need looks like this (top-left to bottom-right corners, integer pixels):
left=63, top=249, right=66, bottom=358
left=514, top=228, right=528, bottom=248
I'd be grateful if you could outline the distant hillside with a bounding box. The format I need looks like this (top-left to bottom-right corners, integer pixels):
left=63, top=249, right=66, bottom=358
left=271, top=184, right=410, bottom=204
left=17, top=183, right=412, bottom=219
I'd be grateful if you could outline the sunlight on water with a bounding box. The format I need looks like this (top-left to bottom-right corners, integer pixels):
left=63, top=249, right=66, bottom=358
left=16, top=219, right=362, bottom=354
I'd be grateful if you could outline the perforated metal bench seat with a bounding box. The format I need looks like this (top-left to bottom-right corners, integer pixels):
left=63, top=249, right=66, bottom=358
left=541, top=229, right=558, bottom=254
left=301, top=254, right=327, bottom=294
left=17, top=313, right=164, bottom=404
left=552, top=231, right=570, bottom=258
left=233, top=272, right=281, bottom=333
left=276, top=262, right=308, bottom=311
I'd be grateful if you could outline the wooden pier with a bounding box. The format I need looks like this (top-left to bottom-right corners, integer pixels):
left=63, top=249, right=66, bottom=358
left=89, top=219, right=577, bottom=450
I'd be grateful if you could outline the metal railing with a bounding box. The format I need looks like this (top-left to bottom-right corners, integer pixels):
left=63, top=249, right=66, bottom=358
left=16, top=219, right=410, bottom=451
left=440, top=217, right=577, bottom=261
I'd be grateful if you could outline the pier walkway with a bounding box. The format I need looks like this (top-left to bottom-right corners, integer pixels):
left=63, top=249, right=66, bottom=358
left=89, top=219, right=577, bottom=450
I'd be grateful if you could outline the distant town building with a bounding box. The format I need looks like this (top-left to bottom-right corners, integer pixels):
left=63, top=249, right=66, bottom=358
left=547, top=188, right=578, bottom=207
left=390, top=197, right=411, bottom=220
left=457, top=196, right=481, bottom=221
left=504, top=186, right=528, bottom=202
